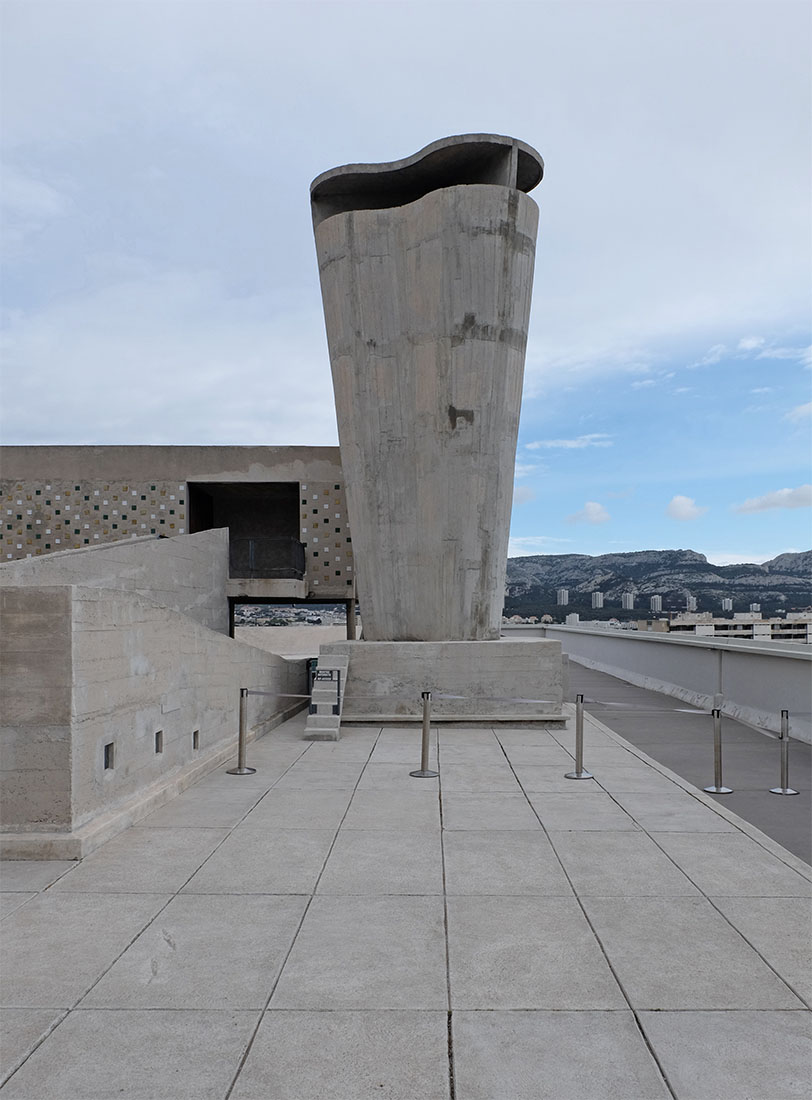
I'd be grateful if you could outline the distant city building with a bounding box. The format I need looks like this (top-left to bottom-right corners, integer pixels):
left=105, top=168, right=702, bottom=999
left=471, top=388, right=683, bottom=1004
left=667, top=612, right=811, bottom=643
left=750, top=602, right=761, bottom=613
left=721, top=598, right=733, bottom=612
left=650, top=595, right=662, bottom=613
left=565, top=612, right=580, bottom=626
left=685, top=595, right=697, bottom=612
left=591, top=591, right=604, bottom=609
left=556, top=587, right=569, bottom=606
left=621, top=592, right=634, bottom=610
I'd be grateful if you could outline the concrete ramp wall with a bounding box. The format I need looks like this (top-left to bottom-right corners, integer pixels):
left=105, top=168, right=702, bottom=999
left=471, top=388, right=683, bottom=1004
left=0, top=529, right=230, bottom=633
left=1, top=583, right=307, bottom=858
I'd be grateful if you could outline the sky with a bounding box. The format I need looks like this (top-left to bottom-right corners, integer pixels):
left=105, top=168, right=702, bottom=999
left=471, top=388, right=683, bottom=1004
left=1, top=0, right=810, bottom=566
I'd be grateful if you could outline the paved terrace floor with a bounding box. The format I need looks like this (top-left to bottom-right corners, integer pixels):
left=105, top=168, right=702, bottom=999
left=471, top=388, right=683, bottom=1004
left=1, top=706, right=811, bottom=1099
left=568, top=665, right=812, bottom=865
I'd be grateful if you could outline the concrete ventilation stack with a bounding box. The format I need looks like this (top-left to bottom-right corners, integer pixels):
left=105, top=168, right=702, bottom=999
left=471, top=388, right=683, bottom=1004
left=306, top=134, right=563, bottom=732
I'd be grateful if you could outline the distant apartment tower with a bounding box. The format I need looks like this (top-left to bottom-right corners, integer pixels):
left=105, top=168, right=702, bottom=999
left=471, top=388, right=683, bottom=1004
left=556, top=588, right=569, bottom=606
left=686, top=595, right=697, bottom=612
left=565, top=612, right=580, bottom=626
left=591, top=591, right=604, bottom=609
left=621, top=592, right=634, bottom=610
left=721, top=598, right=733, bottom=612
left=750, top=602, right=761, bottom=613
left=650, top=595, right=662, bottom=613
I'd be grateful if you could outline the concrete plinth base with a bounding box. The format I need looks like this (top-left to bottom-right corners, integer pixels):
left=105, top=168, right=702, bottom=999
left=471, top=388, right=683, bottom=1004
left=319, top=640, right=564, bottom=728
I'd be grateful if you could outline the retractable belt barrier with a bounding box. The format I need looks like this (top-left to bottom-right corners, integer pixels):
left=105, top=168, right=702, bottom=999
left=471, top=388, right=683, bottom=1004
left=227, top=687, right=801, bottom=796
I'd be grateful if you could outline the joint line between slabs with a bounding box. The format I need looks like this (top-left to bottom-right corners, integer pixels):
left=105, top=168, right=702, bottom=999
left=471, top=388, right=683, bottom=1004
left=224, top=725, right=383, bottom=1099
left=493, top=728, right=680, bottom=1100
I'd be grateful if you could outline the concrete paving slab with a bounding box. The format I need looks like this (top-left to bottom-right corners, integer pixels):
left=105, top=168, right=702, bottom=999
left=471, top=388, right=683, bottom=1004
left=496, top=729, right=569, bottom=746
left=592, top=764, right=683, bottom=793
left=653, top=832, right=812, bottom=896
left=1, top=892, right=169, bottom=1008
left=82, top=894, right=307, bottom=1009
left=181, top=828, right=335, bottom=894
left=526, top=792, right=639, bottom=831
left=711, top=896, right=812, bottom=1004
left=583, top=896, right=805, bottom=1009
left=438, top=742, right=507, bottom=764
left=369, top=741, right=438, bottom=764
left=494, top=743, right=575, bottom=765
left=446, top=896, right=626, bottom=1009
left=439, top=763, right=520, bottom=792
left=0, top=861, right=75, bottom=892
left=441, top=792, right=541, bottom=831
left=0, top=1009, right=63, bottom=1081
left=317, top=828, right=443, bottom=895
left=510, top=765, right=600, bottom=792
left=273, top=760, right=366, bottom=789
left=0, top=1009, right=258, bottom=1099
left=357, top=762, right=439, bottom=790
left=303, top=735, right=379, bottom=761
left=342, top=789, right=441, bottom=832
left=548, top=831, right=700, bottom=896
left=452, top=1010, right=671, bottom=1100
left=271, top=896, right=447, bottom=1009
left=611, top=790, right=739, bottom=832
left=232, top=1010, right=450, bottom=1100
left=443, top=830, right=572, bottom=896
left=138, top=786, right=266, bottom=829
left=639, top=1010, right=812, bottom=1099
left=48, top=826, right=228, bottom=893
left=0, top=893, right=36, bottom=920
left=240, top=788, right=352, bottom=830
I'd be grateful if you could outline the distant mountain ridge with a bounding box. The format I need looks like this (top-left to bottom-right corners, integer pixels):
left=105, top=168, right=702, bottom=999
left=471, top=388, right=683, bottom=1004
left=504, top=548, right=812, bottom=615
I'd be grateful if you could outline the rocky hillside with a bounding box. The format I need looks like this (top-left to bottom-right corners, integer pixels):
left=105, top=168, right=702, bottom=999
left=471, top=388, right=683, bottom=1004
left=504, top=549, right=812, bottom=617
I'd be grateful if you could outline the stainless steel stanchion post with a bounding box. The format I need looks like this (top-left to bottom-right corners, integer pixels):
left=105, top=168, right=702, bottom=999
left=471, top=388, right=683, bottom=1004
left=703, top=708, right=732, bottom=793
left=565, top=694, right=593, bottom=779
left=227, top=687, right=257, bottom=775
left=410, top=691, right=439, bottom=778
left=770, top=710, right=799, bottom=795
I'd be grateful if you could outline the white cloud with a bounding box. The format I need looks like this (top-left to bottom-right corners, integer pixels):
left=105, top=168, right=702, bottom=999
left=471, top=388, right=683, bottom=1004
left=756, top=345, right=812, bottom=364
left=667, top=495, right=708, bottom=521
left=750, top=387, right=773, bottom=394
left=785, top=402, right=812, bottom=422
left=737, top=335, right=765, bottom=351
left=734, top=485, right=812, bottom=513
left=567, top=501, right=611, bottom=525
left=514, top=460, right=545, bottom=479
left=526, top=434, right=612, bottom=451
left=508, top=535, right=572, bottom=557
left=631, top=378, right=656, bottom=389
left=689, top=344, right=726, bottom=368
left=513, top=485, right=536, bottom=505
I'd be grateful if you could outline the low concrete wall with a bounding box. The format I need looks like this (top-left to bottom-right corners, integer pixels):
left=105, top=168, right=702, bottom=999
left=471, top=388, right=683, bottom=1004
left=325, top=639, right=563, bottom=724
left=533, top=625, right=812, bottom=744
left=0, top=529, right=230, bottom=633
left=1, top=583, right=308, bottom=858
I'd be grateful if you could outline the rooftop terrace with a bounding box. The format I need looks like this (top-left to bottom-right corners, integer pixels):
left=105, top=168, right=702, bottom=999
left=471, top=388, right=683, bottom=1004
left=1, top=673, right=810, bottom=1099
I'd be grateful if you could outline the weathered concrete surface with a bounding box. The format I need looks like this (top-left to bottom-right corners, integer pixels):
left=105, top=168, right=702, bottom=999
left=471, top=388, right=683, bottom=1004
left=312, top=135, right=542, bottom=642
left=1, top=708, right=808, bottom=1098
left=0, top=528, right=230, bottom=633
left=1, top=584, right=307, bottom=858
left=321, top=639, right=563, bottom=723
left=0, top=587, right=73, bottom=831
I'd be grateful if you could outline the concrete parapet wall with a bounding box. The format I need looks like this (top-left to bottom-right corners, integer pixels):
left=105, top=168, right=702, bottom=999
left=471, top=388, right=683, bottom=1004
left=538, top=625, right=812, bottom=744
left=1, top=583, right=307, bottom=857
left=0, top=529, right=230, bottom=634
